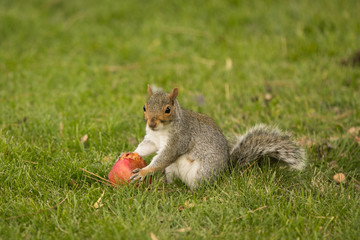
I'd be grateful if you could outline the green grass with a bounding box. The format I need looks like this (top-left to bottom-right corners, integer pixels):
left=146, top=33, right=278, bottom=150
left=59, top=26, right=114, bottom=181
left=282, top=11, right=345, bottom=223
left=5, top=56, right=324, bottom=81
left=1, top=0, right=360, bottom=239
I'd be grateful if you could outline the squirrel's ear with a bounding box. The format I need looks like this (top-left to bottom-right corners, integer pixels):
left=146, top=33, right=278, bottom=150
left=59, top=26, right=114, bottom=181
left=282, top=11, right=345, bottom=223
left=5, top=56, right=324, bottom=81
left=147, top=85, right=153, bottom=96
left=169, top=88, right=178, bottom=104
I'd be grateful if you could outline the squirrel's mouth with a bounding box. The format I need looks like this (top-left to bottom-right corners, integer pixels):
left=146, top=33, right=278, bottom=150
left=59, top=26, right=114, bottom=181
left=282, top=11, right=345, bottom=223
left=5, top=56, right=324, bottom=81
left=147, top=122, right=165, bottom=131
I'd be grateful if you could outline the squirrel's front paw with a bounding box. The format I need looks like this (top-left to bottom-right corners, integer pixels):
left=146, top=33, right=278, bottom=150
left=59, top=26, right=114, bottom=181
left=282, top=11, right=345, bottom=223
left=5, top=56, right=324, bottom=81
left=130, top=168, right=146, bottom=182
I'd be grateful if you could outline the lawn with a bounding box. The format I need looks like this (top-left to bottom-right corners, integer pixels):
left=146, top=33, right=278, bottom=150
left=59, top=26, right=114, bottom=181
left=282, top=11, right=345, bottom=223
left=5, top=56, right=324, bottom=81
left=1, top=0, right=360, bottom=239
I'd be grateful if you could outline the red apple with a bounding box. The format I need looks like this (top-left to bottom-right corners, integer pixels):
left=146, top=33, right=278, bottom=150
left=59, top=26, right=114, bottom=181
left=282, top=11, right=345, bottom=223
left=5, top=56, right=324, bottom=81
left=108, top=152, right=148, bottom=186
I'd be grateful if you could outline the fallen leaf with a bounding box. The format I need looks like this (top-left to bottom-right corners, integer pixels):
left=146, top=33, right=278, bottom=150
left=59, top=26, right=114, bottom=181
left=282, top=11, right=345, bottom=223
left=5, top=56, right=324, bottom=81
left=150, top=232, right=158, bottom=240
left=81, top=134, right=88, bottom=143
left=176, top=227, right=191, bottom=233
left=59, top=122, right=64, bottom=137
left=333, top=173, right=346, bottom=183
left=346, top=127, right=360, bottom=145
left=93, top=191, right=105, bottom=209
left=263, top=93, right=272, bottom=102
left=348, top=127, right=360, bottom=136
left=184, top=200, right=194, bottom=208
left=24, top=160, right=38, bottom=165
left=225, top=58, right=232, bottom=70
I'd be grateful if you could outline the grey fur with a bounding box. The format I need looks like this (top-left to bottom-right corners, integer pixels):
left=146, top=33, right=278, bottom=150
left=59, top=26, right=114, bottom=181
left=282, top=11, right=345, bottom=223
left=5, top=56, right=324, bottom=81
left=230, top=124, right=306, bottom=170
left=148, top=103, right=230, bottom=186
left=133, top=88, right=306, bottom=189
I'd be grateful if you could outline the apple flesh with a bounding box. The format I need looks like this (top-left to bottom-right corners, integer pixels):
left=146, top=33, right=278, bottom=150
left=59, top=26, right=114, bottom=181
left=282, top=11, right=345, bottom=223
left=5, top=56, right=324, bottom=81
left=108, top=152, right=148, bottom=186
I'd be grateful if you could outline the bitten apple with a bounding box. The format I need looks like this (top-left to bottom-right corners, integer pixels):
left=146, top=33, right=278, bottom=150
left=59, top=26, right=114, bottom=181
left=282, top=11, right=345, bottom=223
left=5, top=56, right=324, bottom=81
left=108, top=152, right=147, bottom=186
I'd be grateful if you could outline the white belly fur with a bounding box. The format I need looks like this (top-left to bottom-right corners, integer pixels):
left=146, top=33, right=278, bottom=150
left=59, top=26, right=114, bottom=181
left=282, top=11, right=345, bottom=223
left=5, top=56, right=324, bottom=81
left=165, top=155, right=201, bottom=189
left=145, top=125, right=169, bottom=151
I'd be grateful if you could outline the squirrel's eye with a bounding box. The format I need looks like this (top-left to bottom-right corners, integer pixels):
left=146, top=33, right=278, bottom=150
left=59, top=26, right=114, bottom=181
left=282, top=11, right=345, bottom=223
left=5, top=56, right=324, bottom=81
left=165, top=106, right=171, bottom=114
left=143, top=106, right=146, bottom=112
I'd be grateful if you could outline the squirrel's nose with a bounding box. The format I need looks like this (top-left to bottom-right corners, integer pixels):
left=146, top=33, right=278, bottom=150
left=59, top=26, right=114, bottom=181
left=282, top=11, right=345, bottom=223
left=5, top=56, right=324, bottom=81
left=148, top=118, right=157, bottom=129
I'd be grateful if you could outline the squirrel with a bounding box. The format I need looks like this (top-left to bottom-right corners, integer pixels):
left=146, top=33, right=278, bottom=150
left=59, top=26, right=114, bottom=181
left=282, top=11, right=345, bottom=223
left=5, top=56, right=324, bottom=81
left=129, top=86, right=306, bottom=189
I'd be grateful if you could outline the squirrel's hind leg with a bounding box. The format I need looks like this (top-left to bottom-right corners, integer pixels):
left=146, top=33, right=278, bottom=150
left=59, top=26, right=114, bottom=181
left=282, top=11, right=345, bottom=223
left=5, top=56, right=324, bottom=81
left=165, top=163, right=178, bottom=184
left=176, top=155, right=202, bottom=190
left=164, top=155, right=202, bottom=189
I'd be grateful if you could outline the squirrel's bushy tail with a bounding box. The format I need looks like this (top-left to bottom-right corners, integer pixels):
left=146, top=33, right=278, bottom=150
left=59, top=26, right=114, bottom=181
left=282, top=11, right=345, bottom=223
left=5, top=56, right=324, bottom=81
left=230, top=124, right=306, bottom=170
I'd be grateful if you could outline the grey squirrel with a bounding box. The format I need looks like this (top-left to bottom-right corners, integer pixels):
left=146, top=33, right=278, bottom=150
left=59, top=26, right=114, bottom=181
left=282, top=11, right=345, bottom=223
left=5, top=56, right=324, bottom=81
left=129, top=86, right=306, bottom=189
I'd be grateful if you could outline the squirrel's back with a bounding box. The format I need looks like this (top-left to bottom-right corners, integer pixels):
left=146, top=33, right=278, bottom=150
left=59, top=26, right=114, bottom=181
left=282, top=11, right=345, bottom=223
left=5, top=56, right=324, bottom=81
left=182, top=109, right=224, bottom=133
left=180, top=109, right=230, bottom=176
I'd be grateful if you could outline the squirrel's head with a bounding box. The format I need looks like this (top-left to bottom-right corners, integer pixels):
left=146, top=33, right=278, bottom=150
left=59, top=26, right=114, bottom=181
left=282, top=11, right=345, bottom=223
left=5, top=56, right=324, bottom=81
left=143, top=85, right=178, bottom=131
